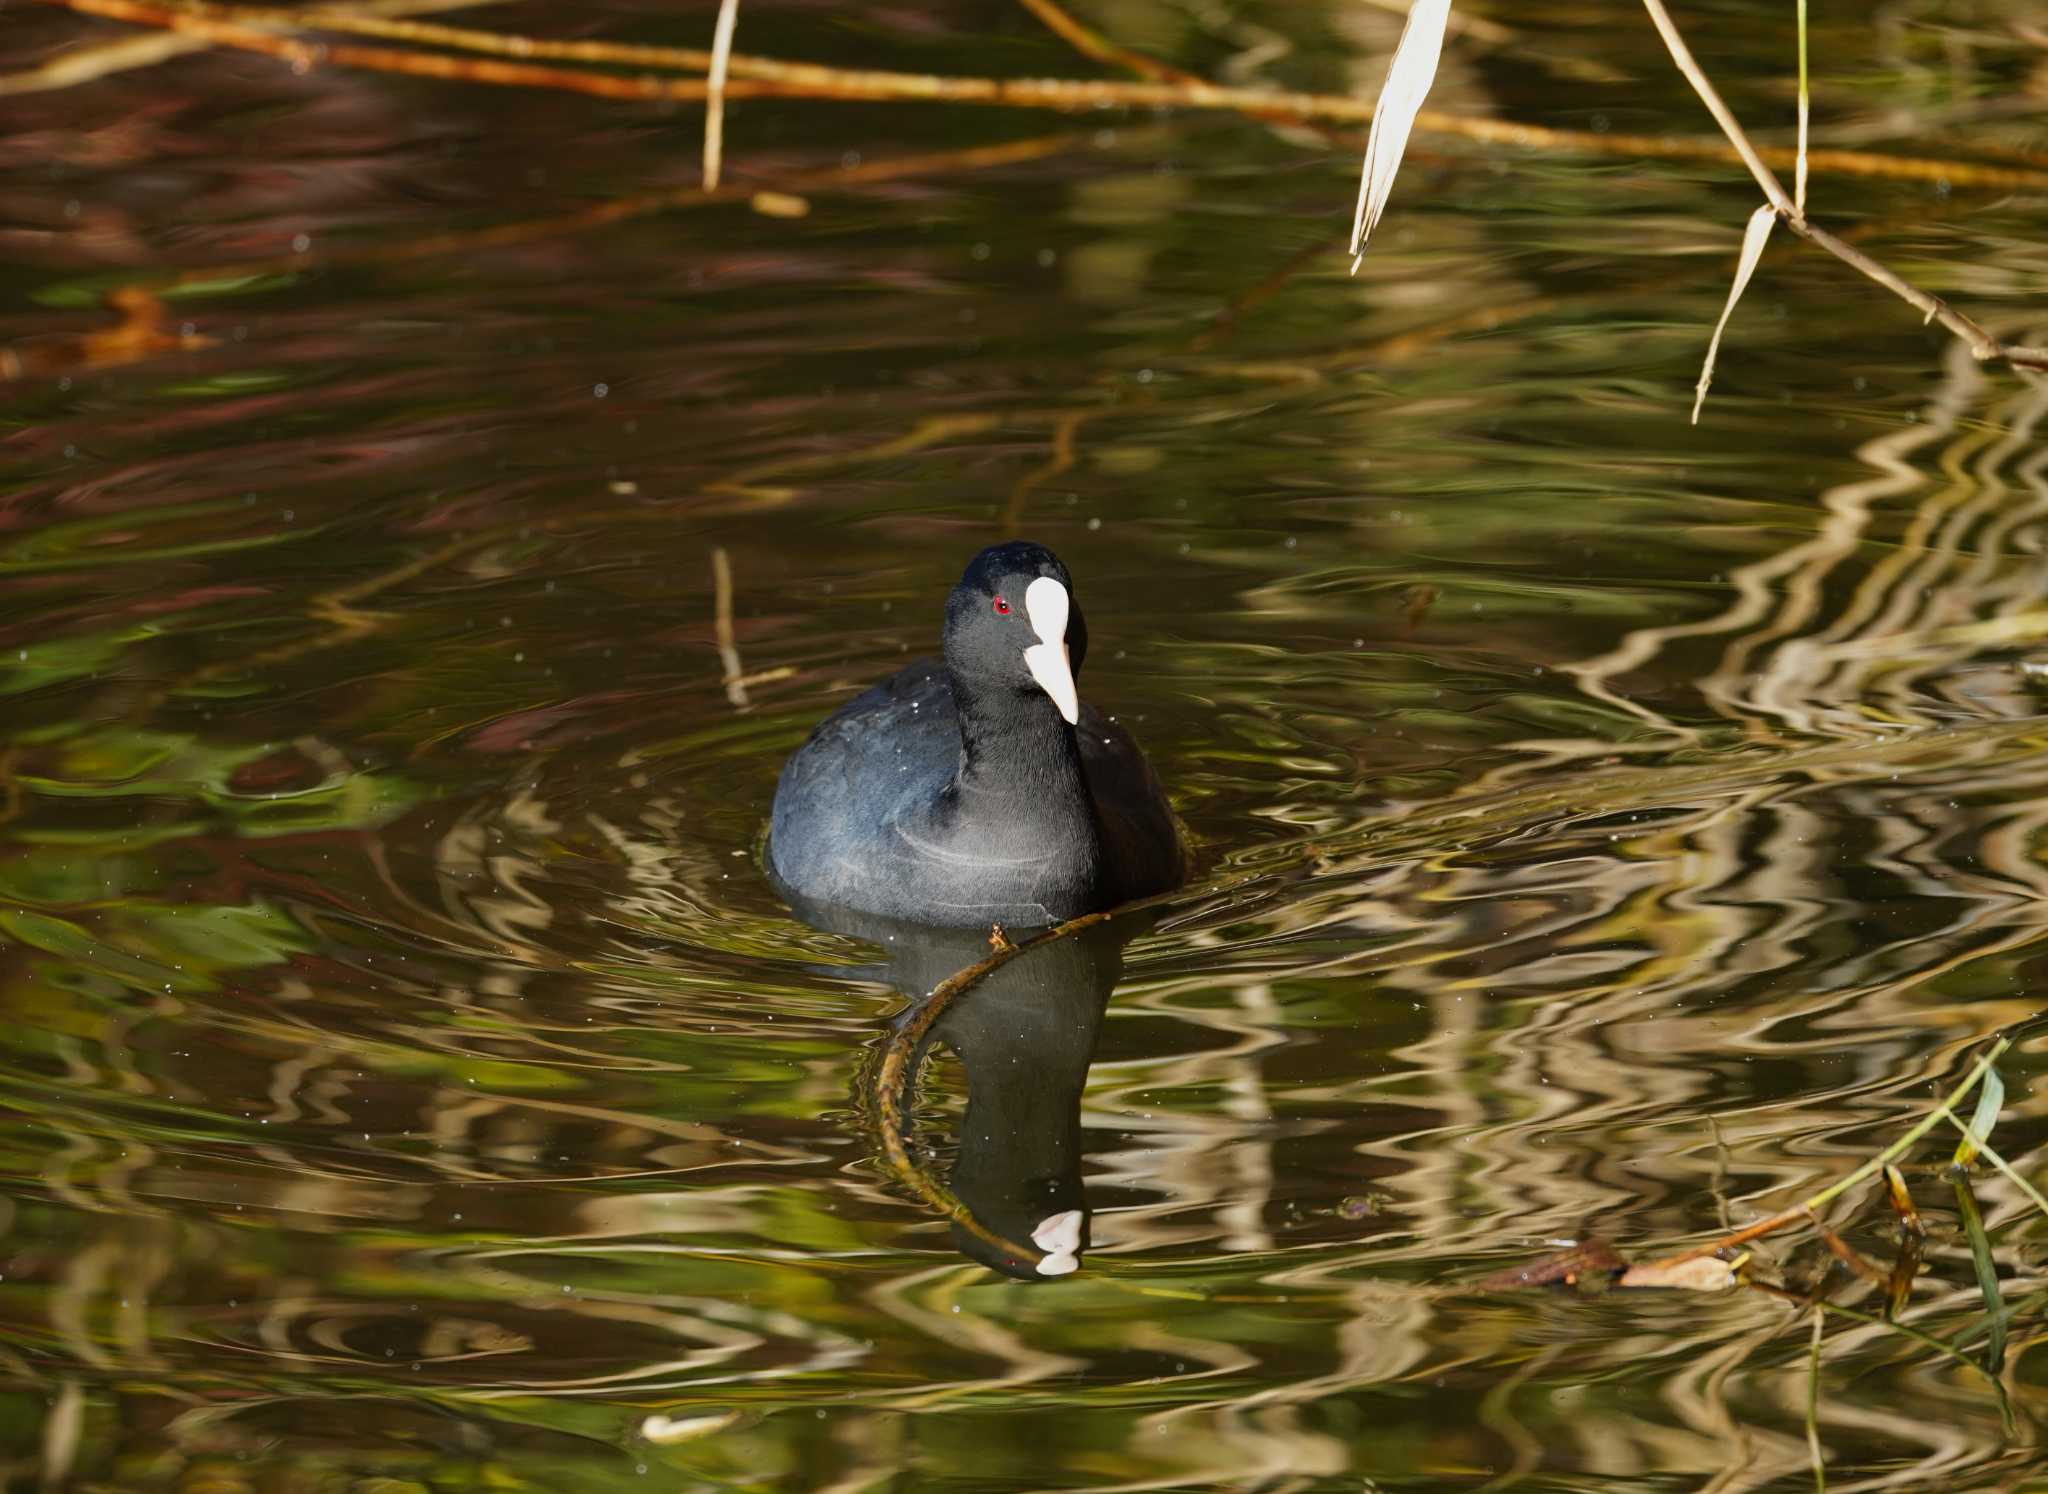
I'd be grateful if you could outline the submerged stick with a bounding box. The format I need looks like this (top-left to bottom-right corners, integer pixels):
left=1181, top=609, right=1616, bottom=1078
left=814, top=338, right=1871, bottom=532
left=1015, top=0, right=1183, bottom=83
left=1806, top=1305, right=1826, bottom=1492
left=711, top=547, right=747, bottom=709
left=869, top=909, right=1117, bottom=1268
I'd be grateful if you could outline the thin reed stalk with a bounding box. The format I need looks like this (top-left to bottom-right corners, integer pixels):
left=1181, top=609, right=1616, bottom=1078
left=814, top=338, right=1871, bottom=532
left=42, top=0, right=2048, bottom=192
left=1640, top=0, right=2048, bottom=370
left=703, top=0, right=740, bottom=189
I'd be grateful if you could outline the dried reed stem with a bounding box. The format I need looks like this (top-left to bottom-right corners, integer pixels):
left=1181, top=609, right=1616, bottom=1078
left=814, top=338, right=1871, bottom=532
left=0, top=0, right=492, bottom=94
left=1015, top=0, right=1183, bottom=83
left=1637, top=1037, right=2012, bottom=1272
left=711, top=546, right=747, bottom=709
left=703, top=0, right=740, bottom=189
left=47, top=0, right=2048, bottom=193
left=1640, top=0, right=2048, bottom=370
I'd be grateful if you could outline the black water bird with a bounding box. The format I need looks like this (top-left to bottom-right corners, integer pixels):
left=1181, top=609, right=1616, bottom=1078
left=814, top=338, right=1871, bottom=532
left=768, top=541, right=1186, bottom=928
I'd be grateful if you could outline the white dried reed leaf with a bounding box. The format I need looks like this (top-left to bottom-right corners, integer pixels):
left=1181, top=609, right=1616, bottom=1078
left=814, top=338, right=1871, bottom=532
left=1795, top=0, right=1810, bottom=213
left=1349, top=0, right=1453, bottom=270
left=703, top=0, right=742, bottom=190
left=1691, top=204, right=1776, bottom=424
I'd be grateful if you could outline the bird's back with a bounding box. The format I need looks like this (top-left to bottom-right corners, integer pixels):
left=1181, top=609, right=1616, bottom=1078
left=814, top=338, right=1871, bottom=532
left=768, top=659, right=1186, bottom=925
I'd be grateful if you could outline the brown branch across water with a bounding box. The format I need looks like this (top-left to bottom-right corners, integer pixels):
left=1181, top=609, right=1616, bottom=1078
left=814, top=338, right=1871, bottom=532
left=870, top=910, right=1118, bottom=1270
left=1015, top=0, right=1185, bottom=84
left=47, top=0, right=2048, bottom=194
left=1640, top=0, right=2048, bottom=373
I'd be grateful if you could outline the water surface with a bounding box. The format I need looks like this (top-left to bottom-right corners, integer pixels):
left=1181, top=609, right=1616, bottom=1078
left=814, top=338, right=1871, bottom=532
left=5, top=1, right=2048, bottom=1488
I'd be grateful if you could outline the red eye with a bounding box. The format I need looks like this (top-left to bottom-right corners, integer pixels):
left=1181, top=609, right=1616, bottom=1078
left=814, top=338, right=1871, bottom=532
left=992, top=595, right=1010, bottom=615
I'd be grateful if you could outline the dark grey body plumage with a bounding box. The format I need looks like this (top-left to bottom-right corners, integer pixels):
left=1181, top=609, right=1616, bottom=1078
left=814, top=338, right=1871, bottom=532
left=766, top=544, right=1186, bottom=928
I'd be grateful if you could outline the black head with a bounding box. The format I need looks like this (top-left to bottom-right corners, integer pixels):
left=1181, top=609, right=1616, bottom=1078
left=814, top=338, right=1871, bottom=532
left=942, top=541, right=1091, bottom=721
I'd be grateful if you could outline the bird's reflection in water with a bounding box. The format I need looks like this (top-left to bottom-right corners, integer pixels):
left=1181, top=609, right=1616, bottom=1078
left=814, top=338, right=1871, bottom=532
left=787, top=896, right=1133, bottom=1280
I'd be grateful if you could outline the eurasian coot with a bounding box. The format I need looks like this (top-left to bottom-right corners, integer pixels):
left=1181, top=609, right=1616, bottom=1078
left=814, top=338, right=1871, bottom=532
left=767, top=541, right=1186, bottom=928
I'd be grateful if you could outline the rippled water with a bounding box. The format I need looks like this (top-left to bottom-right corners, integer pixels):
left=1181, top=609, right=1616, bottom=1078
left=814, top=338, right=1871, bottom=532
left=6, top=1, right=2048, bottom=1488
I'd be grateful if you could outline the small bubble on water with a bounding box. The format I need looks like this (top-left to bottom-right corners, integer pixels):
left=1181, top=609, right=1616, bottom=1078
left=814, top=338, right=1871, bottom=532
left=291, top=232, right=310, bottom=253
left=594, top=382, right=609, bottom=398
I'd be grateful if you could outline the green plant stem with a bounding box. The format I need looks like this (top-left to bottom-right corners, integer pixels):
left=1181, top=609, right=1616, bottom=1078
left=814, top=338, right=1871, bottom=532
left=1646, top=1038, right=2012, bottom=1269
left=1938, top=1111, right=2048, bottom=1219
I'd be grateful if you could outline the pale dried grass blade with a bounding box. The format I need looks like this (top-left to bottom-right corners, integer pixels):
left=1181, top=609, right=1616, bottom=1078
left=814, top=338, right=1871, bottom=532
left=42, top=1379, right=83, bottom=1490
left=1795, top=0, right=1810, bottom=213
left=1806, top=1306, right=1825, bottom=1491
left=713, top=545, right=749, bottom=709
left=1691, top=203, right=1776, bottom=424
left=704, top=0, right=741, bottom=190
left=1349, top=0, right=1452, bottom=269
left=1617, top=1255, right=1738, bottom=1290
left=1952, top=1064, right=2004, bottom=1167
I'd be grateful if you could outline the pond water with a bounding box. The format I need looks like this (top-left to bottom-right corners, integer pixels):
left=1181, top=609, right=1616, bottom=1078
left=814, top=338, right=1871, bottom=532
left=5, top=1, right=2048, bottom=1488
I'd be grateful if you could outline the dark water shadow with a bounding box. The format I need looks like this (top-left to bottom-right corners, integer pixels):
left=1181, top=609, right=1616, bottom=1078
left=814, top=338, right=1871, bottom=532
left=788, top=894, right=1133, bottom=1281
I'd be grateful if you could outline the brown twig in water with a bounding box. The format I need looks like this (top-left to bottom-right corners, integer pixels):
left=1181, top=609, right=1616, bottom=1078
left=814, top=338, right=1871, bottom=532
left=0, top=749, right=22, bottom=831
left=1001, top=408, right=1091, bottom=535
left=112, top=134, right=1084, bottom=295
left=711, top=546, right=748, bottom=709
left=58, top=0, right=726, bottom=102
left=46, top=0, right=2048, bottom=193
left=0, top=28, right=207, bottom=92
left=0, top=286, right=210, bottom=382
left=1015, top=0, right=1183, bottom=83
left=1640, top=0, right=2048, bottom=372
left=0, top=0, right=493, bottom=93
left=1808, top=1207, right=1884, bottom=1285
left=870, top=909, right=1116, bottom=1267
